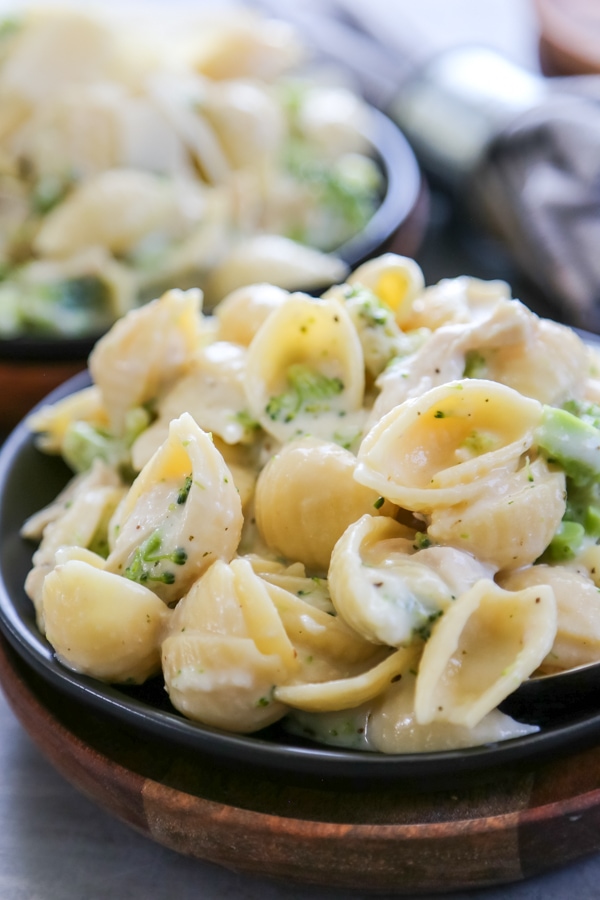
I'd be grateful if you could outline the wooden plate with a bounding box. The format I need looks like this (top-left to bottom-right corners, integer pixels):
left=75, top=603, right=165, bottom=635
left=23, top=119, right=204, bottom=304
left=0, top=357, right=86, bottom=434
left=3, top=633, right=600, bottom=894
left=534, top=0, right=600, bottom=75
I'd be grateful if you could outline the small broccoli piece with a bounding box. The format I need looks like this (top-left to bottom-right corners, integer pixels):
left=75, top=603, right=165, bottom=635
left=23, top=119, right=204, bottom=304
left=463, top=350, right=488, bottom=379
left=413, top=609, right=444, bottom=642
left=0, top=16, right=22, bottom=65
left=541, top=520, right=586, bottom=562
left=282, top=139, right=382, bottom=251
left=62, top=423, right=121, bottom=474
left=535, top=405, right=600, bottom=486
left=52, top=275, right=112, bottom=317
left=233, top=409, right=261, bottom=433
left=176, top=474, right=193, bottom=505
left=0, top=272, right=115, bottom=337
left=266, top=363, right=344, bottom=423
left=586, top=504, right=600, bottom=537
left=62, top=406, right=151, bottom=476
left=459, top=429, right=498, bottom=457
left=336, top=283, right=416, bottom=377
left=31, top=172, right=74, bottom=215
left=124, top=529, right=188, bottom=585
left=562, top=398, right=600, bottom=431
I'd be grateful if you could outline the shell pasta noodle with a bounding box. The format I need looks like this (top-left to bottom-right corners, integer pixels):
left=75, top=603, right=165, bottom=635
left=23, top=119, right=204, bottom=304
left=20, top=252, right=600, bottom=753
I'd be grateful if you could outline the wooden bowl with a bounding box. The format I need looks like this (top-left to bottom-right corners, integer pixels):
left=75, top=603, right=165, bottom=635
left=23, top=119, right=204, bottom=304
left=3, top=633, right=600, bottom=894
left=0, top=353, right=86, bottom=437
left=534, top=0, right=600, bottom=75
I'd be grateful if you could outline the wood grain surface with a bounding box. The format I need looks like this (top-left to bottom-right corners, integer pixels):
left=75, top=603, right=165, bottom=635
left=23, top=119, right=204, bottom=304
left=2, top=636, right=600, bottom=894
left=0, top=359, right=86, bottom=431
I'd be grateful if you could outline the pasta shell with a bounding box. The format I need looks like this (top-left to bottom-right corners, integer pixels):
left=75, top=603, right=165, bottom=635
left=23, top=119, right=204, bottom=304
left=10, top=82, right=190, bottom=181
left=26, top=385, right=109, bottom=455
left=131, top=341, right=253, bottom=470
left=414, top=579, right=557, bottom=729
left=500, top=564, right=600, bottom=673
left=42, top=559, right=171, bottom=684
left=400, top=274, right=512, bottom=332
left=168, top=559, right=247, bottom=637
left=274, top=646, right=419, bottom=713
left=147, top=71, right=231, bottom=184
left=21, top=457, right=120, bottom=542
left=296, top=86, right=372, bottom=158
left=369, top=298, right=535, bottom=424
left=34, top=168, right=185, bottom=258
left=89, top=286, right=205, bottom=431
left=366, top=672, right=538, bottom=753
left=199, top=79, right=286, bottom=169
left=24, top=466, right=125, bottom=632
left=105, top=413, right=243, bottom=605
left=347, top=253, right=425, bottom=327
left=284, top=671, right=537, bottom=752
left=162, top=633, right=290, bottom=732
left=161, top=558, right=298, bottom=732
left=215, top=282, right=289, bottom=346
left=470, top=317, right=587, bottom=407
left=0, top=8, right=133, bottom=103
left=244, top=291, right=364, bottom=443
left=428, top=457, right=566, bottom=572
left=264, top=579, right=379, bottom=668
left=168, top=558, right=297, bottom=666
left=207, top=234, right=349, bottom=301
left=356, top=379, right=543, bottom=512
left=191, top=12, right=304, bottom=81
left=255, top=436, right=393, bottom=572
left=328, top=515, right=486, bottom=647
left=323, top=281, right=420, bottom=379
left=54, top=546, right=106, bottom=567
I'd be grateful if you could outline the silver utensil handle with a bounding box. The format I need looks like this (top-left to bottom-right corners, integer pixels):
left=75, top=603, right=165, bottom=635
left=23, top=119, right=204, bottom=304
left=388, top=46, right=548, bottom=189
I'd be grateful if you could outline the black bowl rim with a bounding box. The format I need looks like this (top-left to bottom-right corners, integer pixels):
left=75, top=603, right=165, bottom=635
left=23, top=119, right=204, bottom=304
left=0, top=104, right=422, bottom=363
left=3, top=369, right=600, bottom=782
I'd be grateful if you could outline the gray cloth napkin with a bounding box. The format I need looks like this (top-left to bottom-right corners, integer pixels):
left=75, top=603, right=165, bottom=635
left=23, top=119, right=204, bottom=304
left=471, top=79, right=600, bottom=331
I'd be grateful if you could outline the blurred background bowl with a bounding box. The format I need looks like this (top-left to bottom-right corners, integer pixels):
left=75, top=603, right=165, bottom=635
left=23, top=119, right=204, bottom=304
left=0, top=105, right=426, bottom=433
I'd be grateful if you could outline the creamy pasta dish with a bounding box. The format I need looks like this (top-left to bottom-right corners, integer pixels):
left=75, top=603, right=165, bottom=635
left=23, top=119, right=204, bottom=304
left=21, top=252, right=600, bottom=754
left=0, top=4, right=381, bottom=337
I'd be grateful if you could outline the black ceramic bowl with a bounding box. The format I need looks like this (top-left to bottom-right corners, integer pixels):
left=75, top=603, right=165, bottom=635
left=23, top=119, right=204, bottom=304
left=3, top=371, right=600, bottom=785
left=0, top=106, right=427, bottom=431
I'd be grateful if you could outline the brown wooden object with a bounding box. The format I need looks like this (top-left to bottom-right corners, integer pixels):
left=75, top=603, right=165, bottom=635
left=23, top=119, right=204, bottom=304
left=2, top=635, right=600, bottom=894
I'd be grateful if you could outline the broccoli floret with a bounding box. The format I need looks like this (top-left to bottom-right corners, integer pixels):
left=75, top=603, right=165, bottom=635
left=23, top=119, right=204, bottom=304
left=31, top=172, right=74, bottom=215
left=463, top=350, right=488, bottom=379
left=176, top=474, right=193, bottom=505
left=535, top=405, right=600, bottom=486
left=536, top=403, right=600, bottom=559
left=62, top=406, right=151, bottom=477
left=266, top=363, right=344, bottom=423
left=0, top=272, right=115, bottom=337
left=540, top=520, right=586, bottom=562
left=282, top=139, right=381, bottom=251
left=562, top=398, right=600, bottom=431
left=124, top=529, right=188, bottom=585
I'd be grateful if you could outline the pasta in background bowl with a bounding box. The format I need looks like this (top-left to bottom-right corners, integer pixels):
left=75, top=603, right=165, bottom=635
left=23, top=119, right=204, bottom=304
left=2, top=252, right=600, bottom=780
left=0, top=2, right=424, bottom=429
